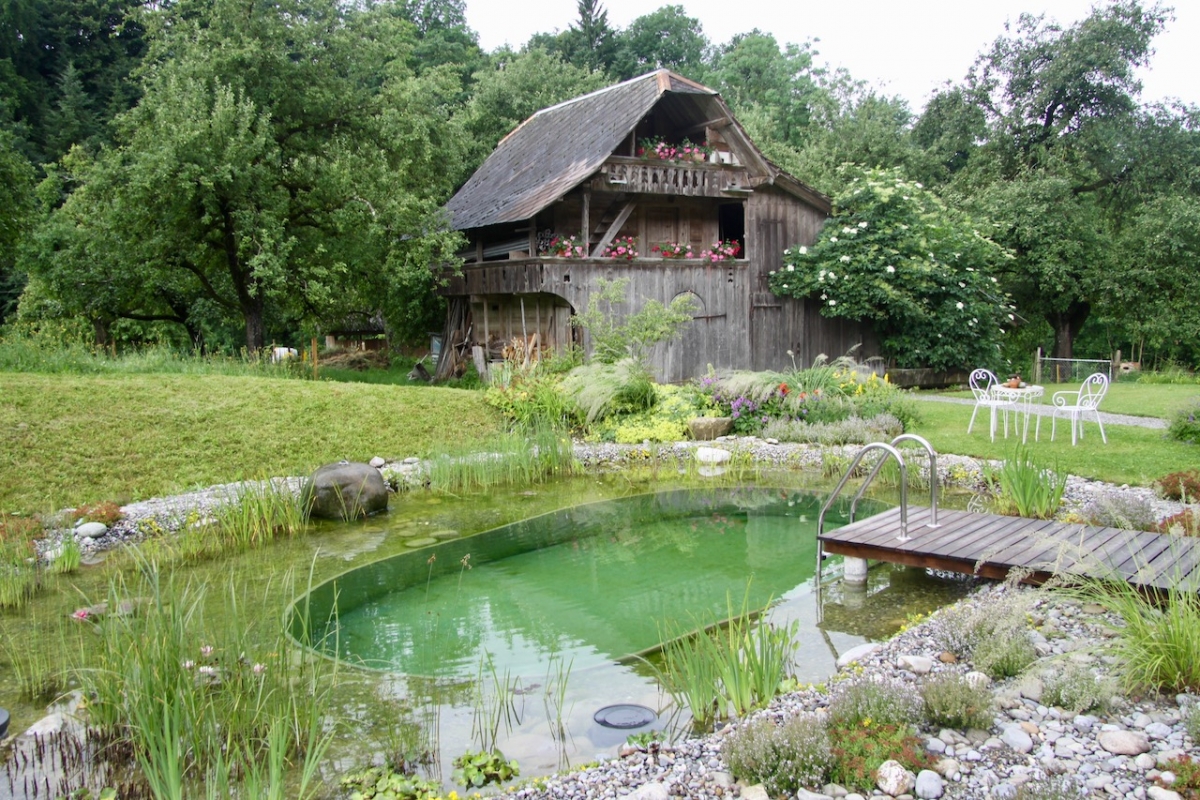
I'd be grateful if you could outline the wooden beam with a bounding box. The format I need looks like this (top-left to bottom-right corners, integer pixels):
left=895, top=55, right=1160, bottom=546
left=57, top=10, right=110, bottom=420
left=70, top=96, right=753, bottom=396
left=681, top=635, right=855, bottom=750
left=590, top=201, right=637, bottom=258
left=683, top=116, right=731, bottom=135
left=581, top=191, right=590, bottom=251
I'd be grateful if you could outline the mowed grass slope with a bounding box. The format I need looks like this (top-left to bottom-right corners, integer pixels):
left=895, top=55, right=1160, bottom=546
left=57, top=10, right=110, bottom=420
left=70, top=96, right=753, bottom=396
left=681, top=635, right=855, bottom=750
left=936, top=382, right=1200, bottom=420
left=0, top=373, right=503, bottom=514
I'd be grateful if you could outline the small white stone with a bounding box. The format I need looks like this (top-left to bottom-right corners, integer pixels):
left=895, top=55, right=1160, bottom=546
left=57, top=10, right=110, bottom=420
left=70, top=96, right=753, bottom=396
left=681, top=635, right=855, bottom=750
left=75, top=521, right=107, bottom=538
left=897, top=654, right=934, bottom=674
left=915, top=769, right=945, bottom=799
left=695, top=446, right=732, bottom=465
left=1098, top=729, right=1151, bottom=756
left=369, top=456, right=386, bottom=468
left=627, top=782, right=670, bottom=800
left=876, top=760, right=915, bottom=796
left=837, top=642, right=881, bottom=669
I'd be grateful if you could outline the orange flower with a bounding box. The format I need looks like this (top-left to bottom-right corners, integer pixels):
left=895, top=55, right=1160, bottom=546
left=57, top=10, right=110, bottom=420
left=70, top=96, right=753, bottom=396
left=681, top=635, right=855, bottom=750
left=778, top=383, right=790, bottom=395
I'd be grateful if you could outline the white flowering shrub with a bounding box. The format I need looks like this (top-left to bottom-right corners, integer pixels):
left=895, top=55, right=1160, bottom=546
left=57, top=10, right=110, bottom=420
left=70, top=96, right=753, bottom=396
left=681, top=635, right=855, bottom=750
left=769, top=167, right=1014, bottom=371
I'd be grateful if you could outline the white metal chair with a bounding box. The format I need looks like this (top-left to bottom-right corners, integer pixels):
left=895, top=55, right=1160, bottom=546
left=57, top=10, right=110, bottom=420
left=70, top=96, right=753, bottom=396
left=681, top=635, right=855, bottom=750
left=1050, top=372, right=1109, bottom=446
left=967, top=368, right=1015, bottom=442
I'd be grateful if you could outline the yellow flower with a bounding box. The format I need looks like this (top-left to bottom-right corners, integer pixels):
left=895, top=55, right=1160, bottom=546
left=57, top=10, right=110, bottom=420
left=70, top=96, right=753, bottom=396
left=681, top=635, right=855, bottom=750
left=862, top=717, right=873, bottom=728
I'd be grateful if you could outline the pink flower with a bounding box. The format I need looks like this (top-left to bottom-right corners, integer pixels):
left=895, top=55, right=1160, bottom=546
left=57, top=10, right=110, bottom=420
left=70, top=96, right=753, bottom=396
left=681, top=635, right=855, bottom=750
left=252, top=663, right=266, bottom=675
left=200, top=645, right=214, bottom=657
left=72, top=608, right=90, bottom=620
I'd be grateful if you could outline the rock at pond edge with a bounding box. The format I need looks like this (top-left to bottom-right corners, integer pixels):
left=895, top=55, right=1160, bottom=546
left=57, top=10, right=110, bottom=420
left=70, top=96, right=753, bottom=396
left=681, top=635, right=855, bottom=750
left=302, top=461, right=389, bottom=521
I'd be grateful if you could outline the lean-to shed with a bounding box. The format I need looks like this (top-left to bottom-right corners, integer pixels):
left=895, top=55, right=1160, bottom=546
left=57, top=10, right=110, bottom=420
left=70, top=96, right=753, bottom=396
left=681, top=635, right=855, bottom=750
left=436, top=69, right=874, bottom=381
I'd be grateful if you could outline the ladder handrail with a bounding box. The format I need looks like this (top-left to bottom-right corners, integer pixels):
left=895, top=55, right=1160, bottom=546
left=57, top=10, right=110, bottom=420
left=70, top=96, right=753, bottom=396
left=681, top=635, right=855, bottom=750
left=816, top=442, right=910, bottom=546
left=850, top=433, right=940, bottom=528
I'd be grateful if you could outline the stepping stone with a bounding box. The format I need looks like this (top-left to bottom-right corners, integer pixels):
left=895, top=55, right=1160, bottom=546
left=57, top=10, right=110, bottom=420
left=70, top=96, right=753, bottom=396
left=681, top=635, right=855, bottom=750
left=405, top=537, right=438, bottom=548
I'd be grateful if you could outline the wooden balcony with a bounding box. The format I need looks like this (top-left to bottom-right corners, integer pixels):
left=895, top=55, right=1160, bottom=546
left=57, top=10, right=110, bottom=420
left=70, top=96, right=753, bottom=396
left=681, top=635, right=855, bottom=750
left=591, top=156, right=752, bottom=198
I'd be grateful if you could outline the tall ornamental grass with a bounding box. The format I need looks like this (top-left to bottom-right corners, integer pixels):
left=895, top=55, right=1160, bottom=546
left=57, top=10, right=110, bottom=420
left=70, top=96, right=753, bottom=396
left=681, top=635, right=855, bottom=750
left=1060, top=570, right=1200, bottom=693
left=424, top=427, right=577, bottom=494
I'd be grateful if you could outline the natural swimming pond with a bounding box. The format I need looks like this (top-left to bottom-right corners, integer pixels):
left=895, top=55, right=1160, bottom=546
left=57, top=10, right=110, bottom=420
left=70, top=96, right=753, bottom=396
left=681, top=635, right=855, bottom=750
left=291, top=486, right=975, bottom=772
left=298, top=488, right=871, bottom=678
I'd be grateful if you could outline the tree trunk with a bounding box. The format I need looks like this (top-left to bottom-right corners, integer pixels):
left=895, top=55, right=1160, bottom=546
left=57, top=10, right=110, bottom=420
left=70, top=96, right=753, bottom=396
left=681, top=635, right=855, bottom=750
left=243, top=297, right=266, bottom=352
left=1050, top=302, right=1091, bottom=359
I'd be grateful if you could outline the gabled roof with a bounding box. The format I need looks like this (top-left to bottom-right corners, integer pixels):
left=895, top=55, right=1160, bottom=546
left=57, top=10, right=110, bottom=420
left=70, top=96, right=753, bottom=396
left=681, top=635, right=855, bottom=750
left=445, top=69, right=829, bottom=231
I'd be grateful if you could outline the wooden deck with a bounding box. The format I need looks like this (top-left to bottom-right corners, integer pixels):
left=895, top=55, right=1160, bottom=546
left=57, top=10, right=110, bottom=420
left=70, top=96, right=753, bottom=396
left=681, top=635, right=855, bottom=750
left=820, top=506, right=1199, bottom=591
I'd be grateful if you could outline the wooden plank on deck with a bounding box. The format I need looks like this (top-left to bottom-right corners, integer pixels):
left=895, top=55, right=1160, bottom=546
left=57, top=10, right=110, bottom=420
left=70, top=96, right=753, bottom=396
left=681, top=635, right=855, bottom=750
left=821, top=505, right=1200, bottom=590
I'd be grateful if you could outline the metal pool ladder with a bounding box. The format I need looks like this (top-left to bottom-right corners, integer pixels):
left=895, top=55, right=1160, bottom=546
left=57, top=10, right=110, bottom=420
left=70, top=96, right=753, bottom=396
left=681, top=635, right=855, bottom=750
left=815, top=434, right=941, bottom=576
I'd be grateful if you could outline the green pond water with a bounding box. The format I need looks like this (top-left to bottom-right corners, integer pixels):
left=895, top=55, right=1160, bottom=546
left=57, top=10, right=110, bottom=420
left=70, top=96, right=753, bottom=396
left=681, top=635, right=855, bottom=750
left=303, top=488, right=873, bottom=678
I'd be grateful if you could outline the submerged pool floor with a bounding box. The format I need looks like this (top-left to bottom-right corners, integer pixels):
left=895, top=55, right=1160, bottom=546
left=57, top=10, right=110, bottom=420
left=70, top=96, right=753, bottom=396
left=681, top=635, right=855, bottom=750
left=313, top=488, right=863, bottom=677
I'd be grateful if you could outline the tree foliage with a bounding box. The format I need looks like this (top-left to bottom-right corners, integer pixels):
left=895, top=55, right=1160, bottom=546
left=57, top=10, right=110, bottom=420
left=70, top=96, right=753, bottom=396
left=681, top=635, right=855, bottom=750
left=19, top=0, right=465, bottom=350
left=769, top=168, right=1012, bottom=371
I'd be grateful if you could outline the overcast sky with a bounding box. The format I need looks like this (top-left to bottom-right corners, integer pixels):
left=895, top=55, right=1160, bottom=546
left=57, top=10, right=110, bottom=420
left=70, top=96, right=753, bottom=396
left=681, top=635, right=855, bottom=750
left=462, top=0, right=1197, bottom=112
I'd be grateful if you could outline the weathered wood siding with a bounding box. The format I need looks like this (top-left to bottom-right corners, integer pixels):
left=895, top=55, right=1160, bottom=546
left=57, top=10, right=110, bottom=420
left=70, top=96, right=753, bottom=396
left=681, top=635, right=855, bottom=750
left=747, top=186, right=875, bottom=370
left=446, top=258, right=750, bottom=382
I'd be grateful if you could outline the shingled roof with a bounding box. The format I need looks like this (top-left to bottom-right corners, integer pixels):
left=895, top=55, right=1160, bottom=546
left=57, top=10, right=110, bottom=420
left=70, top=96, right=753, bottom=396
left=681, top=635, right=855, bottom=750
left=445, top=69, right=828, bottom=231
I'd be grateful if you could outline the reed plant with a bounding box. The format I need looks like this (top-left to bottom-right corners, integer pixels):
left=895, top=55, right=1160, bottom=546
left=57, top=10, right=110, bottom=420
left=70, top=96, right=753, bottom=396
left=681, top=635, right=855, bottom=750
left=74, top=558, right=336, bottom=798
left=0, top=536, right=42, bottom=609
left=51, top=536, right=83, bottom=574
left=470, top=653, right=523, bottom=754
left=6, top=630, right=67, bottom=701
left=651, top=591, right=798, bottom=728
left=991, top=448, right=1067, bottom=519
left=425, top=426, right=577, bottom=495
left=208, top=480, right=306, bottom=551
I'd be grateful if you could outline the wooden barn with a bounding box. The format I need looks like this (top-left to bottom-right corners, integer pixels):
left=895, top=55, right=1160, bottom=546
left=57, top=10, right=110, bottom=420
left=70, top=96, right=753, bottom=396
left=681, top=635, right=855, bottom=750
left=436, top=69, right=875, bottom=382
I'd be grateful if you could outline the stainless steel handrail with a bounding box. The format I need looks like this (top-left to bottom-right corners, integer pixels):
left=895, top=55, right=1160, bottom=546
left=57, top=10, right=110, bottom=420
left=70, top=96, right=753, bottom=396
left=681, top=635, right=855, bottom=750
left=816, top=442, right=909, bottom=565
left=849, top=433, right=940, bottom=528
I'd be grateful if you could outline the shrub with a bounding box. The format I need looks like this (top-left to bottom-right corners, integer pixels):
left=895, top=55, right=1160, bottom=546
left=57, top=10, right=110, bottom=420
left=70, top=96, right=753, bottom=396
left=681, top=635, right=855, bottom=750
left=826, top=721, right=931, bottom=791
left=1162, top=755, right=1200, bottom=797
left=1158, top=470, right=1200, bottom=502
left=721, top=714, right=830, bottom=796
left=1168, top=401, right=1200, bottom=445
left=1158, top=509, right=1200, bottom=536
left=71, top=501, right=124, bottom=526
left=974, top=627, right=1037, bottom=679
left=559, top=359, right=658, bottom=424
left=0, top=513, right=41, bottom=543
left=920, top=673, right=994, bottom=730
left=1079, top=494, right=1158, bottom=532
left=930, top=590, right=1032, bottom=661
left=484, top=370, right=574, bottom=430
left=1186, top=702, right=1200, bottom=742
left=1041, top=662, right=1113, bottom=714
left=762, top=414, right=904, bottom=446
left=826, top=676, right=921, bottom=729
left=1014, top=774, right=1086, bottom=800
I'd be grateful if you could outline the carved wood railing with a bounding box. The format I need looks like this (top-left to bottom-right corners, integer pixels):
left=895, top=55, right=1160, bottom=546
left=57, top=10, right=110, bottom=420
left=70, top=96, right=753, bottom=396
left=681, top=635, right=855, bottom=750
left=592, top=156, right=751, bottom=197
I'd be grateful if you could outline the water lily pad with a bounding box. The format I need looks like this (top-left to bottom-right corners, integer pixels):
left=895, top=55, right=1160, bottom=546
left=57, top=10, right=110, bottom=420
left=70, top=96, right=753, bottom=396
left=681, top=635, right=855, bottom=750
left=405, top=537, right=438, bottom=547
left=430, top=529, right=460, bottom=539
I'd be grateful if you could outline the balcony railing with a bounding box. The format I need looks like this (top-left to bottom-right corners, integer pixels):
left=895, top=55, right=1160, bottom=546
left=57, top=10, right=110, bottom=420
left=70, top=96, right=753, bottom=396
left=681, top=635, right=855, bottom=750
left=592, top=156, right=751, bottom=198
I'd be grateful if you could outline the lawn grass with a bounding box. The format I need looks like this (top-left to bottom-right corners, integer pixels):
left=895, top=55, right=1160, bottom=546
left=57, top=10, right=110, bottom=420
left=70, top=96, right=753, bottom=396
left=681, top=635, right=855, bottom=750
left=934, top=381, right=1200, bottom=420
left=0, top=373, right=502, bottom=514
left=907, top=399, right=1196, bottom=486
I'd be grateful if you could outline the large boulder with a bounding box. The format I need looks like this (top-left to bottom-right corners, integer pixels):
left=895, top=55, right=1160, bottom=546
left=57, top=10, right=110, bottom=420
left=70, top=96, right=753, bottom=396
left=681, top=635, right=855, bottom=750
left=688, top=417, right=733, bottom=440
left=302, top=461, right=388, bottom=521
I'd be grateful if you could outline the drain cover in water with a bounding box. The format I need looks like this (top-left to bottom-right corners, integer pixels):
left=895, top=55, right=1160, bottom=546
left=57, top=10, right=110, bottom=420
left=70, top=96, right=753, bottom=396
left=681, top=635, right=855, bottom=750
left=593, top=704, right=656, bottom=729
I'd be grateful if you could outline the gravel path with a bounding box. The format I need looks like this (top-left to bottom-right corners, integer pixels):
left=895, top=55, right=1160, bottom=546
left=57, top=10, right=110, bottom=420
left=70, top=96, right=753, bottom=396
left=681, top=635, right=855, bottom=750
left=914, top=394, right=1168, bottom=430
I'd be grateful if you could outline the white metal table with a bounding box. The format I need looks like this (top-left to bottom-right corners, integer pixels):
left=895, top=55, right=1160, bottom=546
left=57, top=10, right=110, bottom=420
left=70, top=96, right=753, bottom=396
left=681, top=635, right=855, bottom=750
left=992, top=384, right=1044, bottom=444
